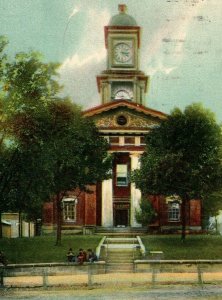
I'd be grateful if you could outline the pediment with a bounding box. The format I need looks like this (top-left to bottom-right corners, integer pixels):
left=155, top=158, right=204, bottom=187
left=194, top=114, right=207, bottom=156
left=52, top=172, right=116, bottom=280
left=83, top=100, right=167, bottom=132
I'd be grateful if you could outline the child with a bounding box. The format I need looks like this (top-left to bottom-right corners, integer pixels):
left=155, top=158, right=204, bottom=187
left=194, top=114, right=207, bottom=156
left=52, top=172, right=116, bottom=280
left=66, top=248, right=75, bottom=262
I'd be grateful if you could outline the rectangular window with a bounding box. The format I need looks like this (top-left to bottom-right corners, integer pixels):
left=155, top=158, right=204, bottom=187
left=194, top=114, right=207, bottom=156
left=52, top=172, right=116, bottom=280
left=124, top=137, right=135, bottom=145
left=116, top=164, right=128, bottom=186
left=110, top=136, right=119, bottom=145
left=168, top=202, right=180, bottom=222
left=62, top=198, right=77, bottom=222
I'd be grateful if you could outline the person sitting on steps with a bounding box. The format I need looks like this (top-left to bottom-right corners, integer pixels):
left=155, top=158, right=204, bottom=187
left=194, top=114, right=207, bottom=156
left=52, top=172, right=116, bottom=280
left=87, top=249, right=97, bottom=263
left=66, top=248, right=75, bottom=262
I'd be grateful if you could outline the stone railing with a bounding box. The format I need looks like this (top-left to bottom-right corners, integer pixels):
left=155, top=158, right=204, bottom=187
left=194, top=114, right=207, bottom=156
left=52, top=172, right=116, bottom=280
left=1, top=260, right=222, bottom=288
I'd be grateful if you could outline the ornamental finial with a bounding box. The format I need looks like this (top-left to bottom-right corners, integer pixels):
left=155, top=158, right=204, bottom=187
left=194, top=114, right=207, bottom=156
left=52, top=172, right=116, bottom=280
left=118, top=4, right=127, bottom=13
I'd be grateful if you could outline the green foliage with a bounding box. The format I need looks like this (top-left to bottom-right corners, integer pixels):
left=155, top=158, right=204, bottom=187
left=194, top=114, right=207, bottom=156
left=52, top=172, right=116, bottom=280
left=0, top=235, right=222, bottom=263
left=0, top=37, right=112, bottom=225
left=141, top=235, right=222, bottom=259
left=0, top=236, right=101, bottom=264
left=132, top=103, right=222, bottom=200
left=135, top=198, right=156, bottom=226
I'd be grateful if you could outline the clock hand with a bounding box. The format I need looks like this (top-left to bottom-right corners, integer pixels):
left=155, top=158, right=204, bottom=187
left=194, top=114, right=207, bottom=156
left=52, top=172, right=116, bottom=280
left=121, top=52, right=129, bottom=56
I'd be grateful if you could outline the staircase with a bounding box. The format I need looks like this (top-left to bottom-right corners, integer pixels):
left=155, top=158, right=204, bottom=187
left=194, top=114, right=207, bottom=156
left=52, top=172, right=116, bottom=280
left=96, top=226, right=147, bottom=236
left=100, top=237, right=142, bottom=273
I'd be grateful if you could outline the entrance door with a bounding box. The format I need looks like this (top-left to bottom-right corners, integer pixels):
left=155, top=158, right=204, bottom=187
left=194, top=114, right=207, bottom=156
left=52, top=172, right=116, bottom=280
left=115, top=209, right=128, bottom=227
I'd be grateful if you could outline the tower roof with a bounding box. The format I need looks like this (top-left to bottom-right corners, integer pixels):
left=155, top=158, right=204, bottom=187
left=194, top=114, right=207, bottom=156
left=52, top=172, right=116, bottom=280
left=109, top=4, right=137, bottom=26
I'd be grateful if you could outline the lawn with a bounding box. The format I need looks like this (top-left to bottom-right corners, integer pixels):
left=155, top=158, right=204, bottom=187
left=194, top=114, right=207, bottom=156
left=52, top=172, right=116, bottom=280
left=141, top=234, right=222, bottom=260
left=0, top=235, right=102, bottom=264
left=0, top=234, right=222, bottom=264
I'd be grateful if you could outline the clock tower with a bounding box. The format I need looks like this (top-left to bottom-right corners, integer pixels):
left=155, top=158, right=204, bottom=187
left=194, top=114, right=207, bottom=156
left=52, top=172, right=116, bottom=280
left=97, top=4, right=149, bottom=105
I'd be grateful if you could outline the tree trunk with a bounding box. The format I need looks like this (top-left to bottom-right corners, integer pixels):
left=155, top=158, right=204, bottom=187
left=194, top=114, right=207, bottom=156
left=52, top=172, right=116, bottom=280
left=19, top=211, right=23, bottom=238
left=0, top=211, right=2, bottom=238
left=55, top=193, right=63, bottom=246
left=181, top=197, right=188, bottom=242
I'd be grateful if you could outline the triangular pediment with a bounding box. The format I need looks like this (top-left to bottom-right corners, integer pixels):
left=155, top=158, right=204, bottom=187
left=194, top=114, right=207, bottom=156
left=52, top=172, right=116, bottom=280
left=83, top=100, right=167, bottom=133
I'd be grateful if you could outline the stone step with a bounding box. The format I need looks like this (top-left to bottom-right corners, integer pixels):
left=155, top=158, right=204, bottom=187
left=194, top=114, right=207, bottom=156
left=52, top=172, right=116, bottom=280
left=106, top=238, right=137, bottom=242
left=104, top=244, right=140, bottom=249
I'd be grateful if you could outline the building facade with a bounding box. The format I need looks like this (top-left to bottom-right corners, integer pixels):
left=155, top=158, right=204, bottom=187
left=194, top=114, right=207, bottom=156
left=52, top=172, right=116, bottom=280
left=42, top=5, right=201, bottom=234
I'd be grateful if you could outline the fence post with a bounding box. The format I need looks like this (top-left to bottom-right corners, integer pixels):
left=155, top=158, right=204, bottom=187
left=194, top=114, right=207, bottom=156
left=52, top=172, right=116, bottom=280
left=42, top=269, right=48, bottom=289
left=88, top=264, right=93, bottom=287
left=197, top=264, right=203, bottom=287
left=151, top=266, right=156, bottom=287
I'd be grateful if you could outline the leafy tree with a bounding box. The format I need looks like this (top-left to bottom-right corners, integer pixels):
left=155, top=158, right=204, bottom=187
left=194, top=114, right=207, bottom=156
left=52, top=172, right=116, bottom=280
left=42, top=100, right=112, bottom=245
left=135, top=197, right=156, bottom=227
left=0, top=37, right=112, bottom=243
left=0, top=39, right=62, bottom=236
left=132, top=103, right=222, bottom=240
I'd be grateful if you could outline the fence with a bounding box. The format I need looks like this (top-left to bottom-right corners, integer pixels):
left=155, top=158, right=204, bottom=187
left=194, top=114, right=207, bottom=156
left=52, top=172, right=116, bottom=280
left=1, top=260, right=222, bottom=288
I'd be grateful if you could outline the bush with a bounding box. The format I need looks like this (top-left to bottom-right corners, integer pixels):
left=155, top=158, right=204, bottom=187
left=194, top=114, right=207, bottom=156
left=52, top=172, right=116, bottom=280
left=135, top=198, right=156, bottom=226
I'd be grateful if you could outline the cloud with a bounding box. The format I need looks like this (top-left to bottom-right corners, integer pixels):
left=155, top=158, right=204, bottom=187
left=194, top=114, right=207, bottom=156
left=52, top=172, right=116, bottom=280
left=142, top=1, right=205, bottom=76
left=59, top=7, right=110, bottom=108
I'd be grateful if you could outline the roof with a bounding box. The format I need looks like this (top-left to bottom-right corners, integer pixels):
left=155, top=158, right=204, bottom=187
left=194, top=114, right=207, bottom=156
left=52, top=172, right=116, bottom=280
left=83, top=100, right=167, bottom=120
left=109, top=4, right=137, bottom=26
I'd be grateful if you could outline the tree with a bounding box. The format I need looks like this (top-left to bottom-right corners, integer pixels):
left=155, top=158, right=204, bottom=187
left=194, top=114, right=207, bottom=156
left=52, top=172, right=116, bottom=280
left=0, top=39, right=63, bottom=236
left=42, top=99, right=112, bottom=245
left=132, top=103, right=222, bottom=240
left=0, top=37, right=112, bottom=242
left=135, top=197, right=156, bottom=227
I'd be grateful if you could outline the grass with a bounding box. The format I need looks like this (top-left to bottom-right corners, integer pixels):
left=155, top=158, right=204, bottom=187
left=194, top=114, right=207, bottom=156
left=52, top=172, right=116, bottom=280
left=0, top=235, right=102, bottom=264
left=0, top=234, right=222, bottom=264
left=141, top=234, right=222, bottom=260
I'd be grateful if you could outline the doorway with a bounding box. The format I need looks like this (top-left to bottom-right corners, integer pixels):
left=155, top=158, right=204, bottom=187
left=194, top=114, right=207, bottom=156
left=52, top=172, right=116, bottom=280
left=114, top=209, right=129, bottom=227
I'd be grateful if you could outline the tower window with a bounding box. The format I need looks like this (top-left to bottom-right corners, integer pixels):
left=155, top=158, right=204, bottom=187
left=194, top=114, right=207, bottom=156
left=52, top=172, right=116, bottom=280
left=116, top=164, right=128, bottom=186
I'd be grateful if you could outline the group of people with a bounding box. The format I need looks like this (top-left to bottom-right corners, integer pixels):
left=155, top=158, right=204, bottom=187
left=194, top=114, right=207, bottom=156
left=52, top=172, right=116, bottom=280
left=66, top=248, right=97, bottom=264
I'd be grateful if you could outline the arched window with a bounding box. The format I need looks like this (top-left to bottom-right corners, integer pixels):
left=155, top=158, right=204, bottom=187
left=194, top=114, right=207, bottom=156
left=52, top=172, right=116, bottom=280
left=168, top=202, right=180, bottom=222
left=166, top=195, right=181, bottom=222
left=62, top=197, right=78, bottom=222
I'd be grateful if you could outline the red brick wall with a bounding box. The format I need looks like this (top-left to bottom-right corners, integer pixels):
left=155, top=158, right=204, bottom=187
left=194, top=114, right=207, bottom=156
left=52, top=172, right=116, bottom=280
left=189, top=199, right=201, bottom=226
left=85, top=185, right=97, bottom=225
left=42, top=202, right=54, bottom=225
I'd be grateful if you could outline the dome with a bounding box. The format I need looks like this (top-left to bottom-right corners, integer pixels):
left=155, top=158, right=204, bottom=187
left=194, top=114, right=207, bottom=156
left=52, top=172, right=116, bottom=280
left=109, top=4, right=137, bottom=27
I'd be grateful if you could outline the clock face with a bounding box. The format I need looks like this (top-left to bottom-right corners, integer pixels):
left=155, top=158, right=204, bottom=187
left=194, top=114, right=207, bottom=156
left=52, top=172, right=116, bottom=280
left=113, top=42, right=133, bottom=64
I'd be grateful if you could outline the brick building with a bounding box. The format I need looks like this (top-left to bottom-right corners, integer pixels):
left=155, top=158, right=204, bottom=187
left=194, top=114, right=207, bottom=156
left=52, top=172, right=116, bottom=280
left=42, top=5, right=201, bottom=234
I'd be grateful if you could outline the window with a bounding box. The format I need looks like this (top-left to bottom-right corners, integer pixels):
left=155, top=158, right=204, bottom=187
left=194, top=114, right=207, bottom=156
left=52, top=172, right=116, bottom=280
left=124, top=136, right=135, bottom=145
left=62, top=198, right=77, bottom=222
left=168, top=202, right=180, bottom=222
left=116, top=164, right=128, bottom=186
left=109, top=136, right=119, bottom=145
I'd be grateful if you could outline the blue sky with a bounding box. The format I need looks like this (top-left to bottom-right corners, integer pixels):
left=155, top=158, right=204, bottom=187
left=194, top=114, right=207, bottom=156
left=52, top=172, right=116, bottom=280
left=1, top=0, right=222, bottom=123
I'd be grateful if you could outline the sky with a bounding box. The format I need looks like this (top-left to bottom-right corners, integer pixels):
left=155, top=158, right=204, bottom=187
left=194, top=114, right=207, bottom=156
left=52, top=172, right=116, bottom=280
left=1, top=0, right=222, bottom=123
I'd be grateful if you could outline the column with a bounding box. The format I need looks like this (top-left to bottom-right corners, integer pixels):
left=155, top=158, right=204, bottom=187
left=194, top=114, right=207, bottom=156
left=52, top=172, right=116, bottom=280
left=101, top=179, right=113, bottom=227
left=130, top=153, right=142, bottom=227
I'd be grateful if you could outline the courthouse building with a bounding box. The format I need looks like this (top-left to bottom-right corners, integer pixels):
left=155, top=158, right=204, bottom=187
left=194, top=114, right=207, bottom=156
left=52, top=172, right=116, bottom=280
left=42, top=5, right=201, bottom=234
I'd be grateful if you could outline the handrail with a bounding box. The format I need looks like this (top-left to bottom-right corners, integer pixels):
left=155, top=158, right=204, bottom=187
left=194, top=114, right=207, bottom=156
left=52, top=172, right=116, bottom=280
left=136, top=235, right=146, bottom=257
left=96, top=236, right=106, bottom=259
